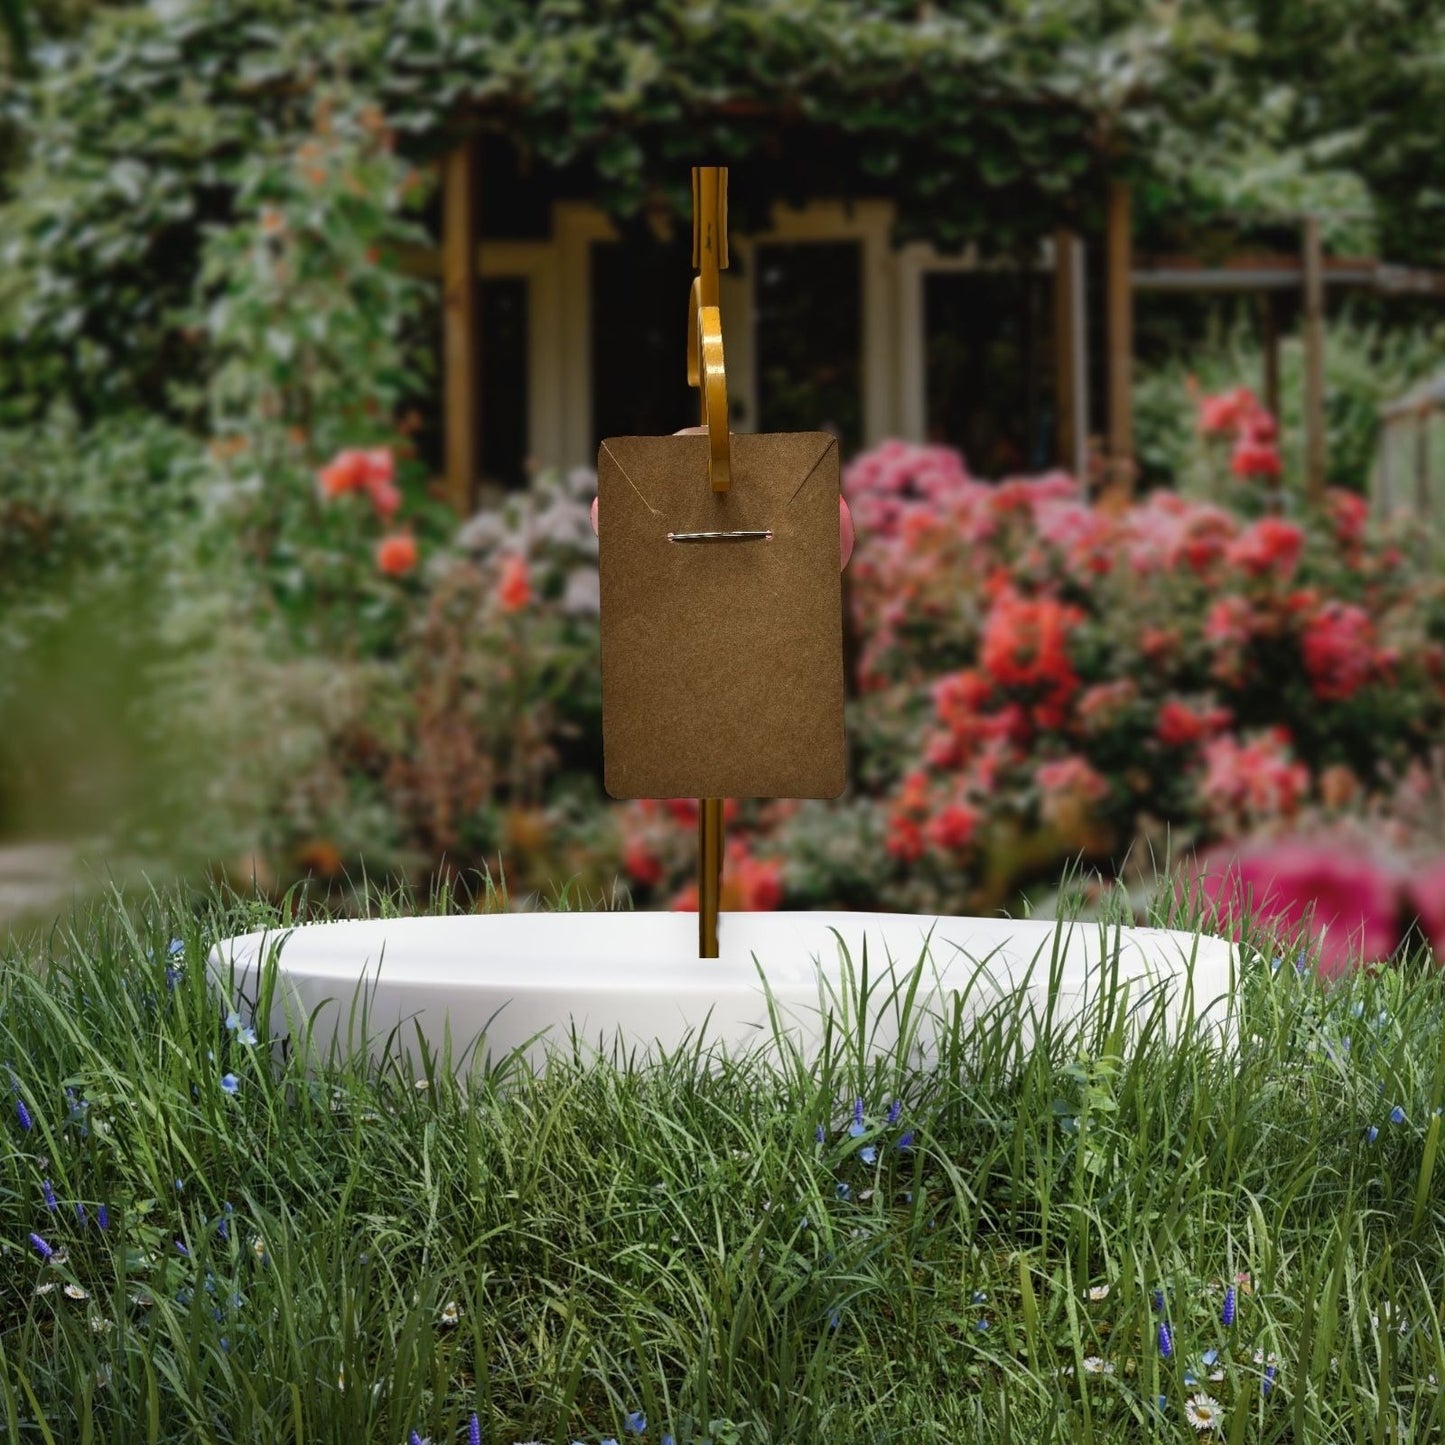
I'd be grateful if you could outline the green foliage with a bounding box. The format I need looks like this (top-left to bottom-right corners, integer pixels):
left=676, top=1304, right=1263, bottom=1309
left=0, top=0, right=1261, bottom=421
left=1135, top=309, right=1445, bottom=499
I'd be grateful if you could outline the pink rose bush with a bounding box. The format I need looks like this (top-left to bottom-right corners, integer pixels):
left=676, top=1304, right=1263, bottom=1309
left=616, top=427, right=1445, bottom=964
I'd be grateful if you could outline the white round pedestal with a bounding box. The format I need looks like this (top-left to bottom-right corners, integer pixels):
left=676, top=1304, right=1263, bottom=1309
left=208, top=911, right=1237, bottom=1074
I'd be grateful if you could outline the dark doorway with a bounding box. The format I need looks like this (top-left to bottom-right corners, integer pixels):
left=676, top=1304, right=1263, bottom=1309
left=591, top=237, right=697, bottom=445
left=925, top=269, right=1056, bottom=478
left=755, top=241, right=863, bottom=457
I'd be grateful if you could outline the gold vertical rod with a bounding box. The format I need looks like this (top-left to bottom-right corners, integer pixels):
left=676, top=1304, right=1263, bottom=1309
left=698, top=798, right=724, bottom=957
left=692, top=166, right=729, bottom=957
left=442, top=137, right=480, bottom=515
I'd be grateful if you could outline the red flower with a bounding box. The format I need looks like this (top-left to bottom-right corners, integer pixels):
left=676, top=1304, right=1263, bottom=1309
left=1301, top=602, right=1377, bottom=701
left=979, top=590, right=1083, bottom=718
left=1156, top=701, right=1209, bottom=748
left=1226, top=518, right=1305, bottom=579
left=622, top=841, right=663, bottom=889
left=1199, top=730, right=1309, bottom=825
left=885, top=815, right=926, bottom=863
left=1326, top=488, right=1369, bottom=548
left=375, top=532, right=417, bottom=577
left=497, top=554, right=531, bottom=613
left=926, top=803, right=979, bottom=852
left=1230, top=437, right=1283, bottom=479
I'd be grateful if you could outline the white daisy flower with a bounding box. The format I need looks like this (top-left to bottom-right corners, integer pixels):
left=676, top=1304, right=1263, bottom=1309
left=63, top=1283, right=89, bottom=1301
left=48, top=1249, right=68, bottom=1267
left=251, top=1236, right=268, bottom=1262
left=439, top=1300, right=461, bottom=1327
left=1184, top=1392, right=1224, bottom=1432
left=89, top=1313, right=113, bottom=1335
left=1087, top=1284, right=1111, bottom=1301
left=1081, top=1356, right=1115, bottom=1374
left=34, top=1282, right=57, bottom=1296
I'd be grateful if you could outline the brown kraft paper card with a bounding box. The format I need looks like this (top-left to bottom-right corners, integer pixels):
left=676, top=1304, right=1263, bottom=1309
left=598, top=431, right=846, bottom=800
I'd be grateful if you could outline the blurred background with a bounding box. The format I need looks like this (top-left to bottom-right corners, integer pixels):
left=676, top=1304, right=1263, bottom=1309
left=2, top=0, right=1444, bottom=965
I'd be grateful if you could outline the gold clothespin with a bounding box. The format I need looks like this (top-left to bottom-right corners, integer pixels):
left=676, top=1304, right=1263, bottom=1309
left=689, top=166, right=731, bottom=492
left=690, top=165, right=729, bottom=956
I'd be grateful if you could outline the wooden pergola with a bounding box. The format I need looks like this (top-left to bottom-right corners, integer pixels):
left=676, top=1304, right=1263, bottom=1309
left=433, top=136, right=1445, bottom=514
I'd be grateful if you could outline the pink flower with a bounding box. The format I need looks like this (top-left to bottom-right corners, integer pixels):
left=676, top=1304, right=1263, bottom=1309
left=1190, top=841, right=1402, bottom=980
left=1326, top=489, right=1369, bottom=548
left=1036, top=755, right=1109, bottom=802
left=1199, top=730, right=1309, bottom=825
left=1198, top=387, right=1261, bottom=437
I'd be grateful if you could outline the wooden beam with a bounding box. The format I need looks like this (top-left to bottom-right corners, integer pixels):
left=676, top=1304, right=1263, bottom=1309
left=1302, top=216, right=1326, bottom=505
left=1105, top=180, right=1134, bottom=495
left=442, top=137, right=480, bottom=515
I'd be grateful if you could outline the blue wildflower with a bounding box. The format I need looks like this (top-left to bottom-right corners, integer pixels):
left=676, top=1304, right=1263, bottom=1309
left=625, top=1411, right=646, bottom=1434
left=1156, top=1395, right=1168, bottom=1412
left=1222, top=1286, right=1236, bottom=1327
left=971, top=1290, right=988, bottom=1305
left=29, top=1232, right=53, bottom=1260
left=225, top=1011, right=241, bottom=1032
left=1152, top=1288, right=1165, bottom=1313
left=42, top=1179, right=57, bottom=1211
left=1390, top=1106, right=1406, bottom=1125
left=1367, top=1125, right=1379, bottom=1143
left=975, top=1318, right=990, bottom=1332
left=16, top=1097, right=32, bottom=1131
left=826, top=1307, right=841, bottom=1330
left=1263, top=1363, right=1277, bottom=1397
left=1158, top=1322, right=1173, bottom=1359
left=849, top=1098, right=865, bottom=1138
left=815, top=1123, right=825, bottom=1144
left=835, top=1181, right=850, bottom=1201
left=1270, top=955, right=1283, bottom=976
left=886, top=1099, right=902, bottom=1125
left=97, top=1204, right=109, bottom=1232
left=238, top=1025, right=258, bottom=1047
left=74, top=1202, right=85, bottom=1226
left=175, top=1240, right=189, bottom=1256
left=175, top=1179, right=184, bottom=1192
left=168, top=939, right=184, bottom=956
left=896, top=1130, right=914, bottom=1151
left=409, top=1433, right=424, bottom=1445
left=860, top=1145, right=877, bottom=1165
left=468, top=1413, right=481, bottom=1445
left=602, top=1439, right=620, bottom=1445
left=663, top=1438, right=675, bottom=1445
left=1201, top=1348, right=1219, bottom=1367
left=1183, top=1370, right=1198, bottom=1386
left=221, top=1073, right=240, bottom=1095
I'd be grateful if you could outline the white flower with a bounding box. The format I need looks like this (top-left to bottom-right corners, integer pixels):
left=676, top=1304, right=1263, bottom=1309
left=89, top=1313, right=113, bottom=1335
left=34, top=1282, right=56, bottom=1296
left=439, top=1300, right=461, bottom=1327
left=1184, top=1392, right=1224, bottom=1432
left=336, top=1363, right=346, bottom=1393
left=1087, top=1284, right=1111, bottom=1301
left=63, top=1283, right=89, bottom=1301
left=1081, top=1356, right=1115, bottom=1374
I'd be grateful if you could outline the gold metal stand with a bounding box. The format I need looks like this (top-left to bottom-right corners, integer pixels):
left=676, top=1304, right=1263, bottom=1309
left=690, top=166, right=730, bottom=957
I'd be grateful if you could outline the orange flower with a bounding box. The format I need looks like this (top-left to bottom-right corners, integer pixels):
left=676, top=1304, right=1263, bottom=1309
left=318, top=449, right=368, bottom=498
left=376, top=532, right=418, bottom=577
left=260, top=207, right=286, bottom=236
left=497, top=554, right=531, bottom=612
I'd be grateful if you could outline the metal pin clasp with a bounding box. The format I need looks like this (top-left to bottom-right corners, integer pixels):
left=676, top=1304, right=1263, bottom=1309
left=667, top=529, right=773, bottom=543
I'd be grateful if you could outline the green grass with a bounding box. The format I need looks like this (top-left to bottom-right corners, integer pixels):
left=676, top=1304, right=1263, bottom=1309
left=1, top=884, right=1443, bottom=1443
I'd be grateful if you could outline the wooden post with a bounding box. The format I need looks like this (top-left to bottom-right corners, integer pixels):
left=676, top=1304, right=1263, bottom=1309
left=1302, top=216, right=1326, bottom=505
left=1105, top=180, right=1134, bottom=496
left=442, top=137, right=480, bottom=515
